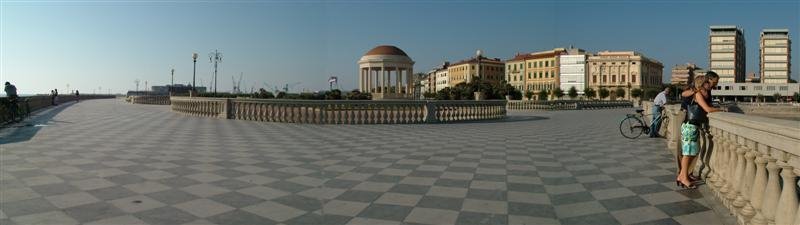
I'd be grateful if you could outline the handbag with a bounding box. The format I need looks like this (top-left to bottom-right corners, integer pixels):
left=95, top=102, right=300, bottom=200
left=686, top=98, right=707, bottom=125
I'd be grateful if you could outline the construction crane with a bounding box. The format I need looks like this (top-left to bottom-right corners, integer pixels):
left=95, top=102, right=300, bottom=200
left=263, top=82, right=280, bottom=93
left=231, top=73, right=243, bottom=93
left=284, top=82, right=302, bottom=93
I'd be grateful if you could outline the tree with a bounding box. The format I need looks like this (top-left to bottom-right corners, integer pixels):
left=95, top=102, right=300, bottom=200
left=321, top=89, right=341, bottom=100
left=598, top=88, right=610, bottom=100
left=567, top=86, right=578, bottom=99
left=794, top=92, right=800, bottom=103
left=553, top=87, right=565, bottom=100
left=630, top=88, right=643, bottom=100
left=276, top=91, right=287, bottom=99
left=773, top=92, right=782, bottom=102
left=584, top=88, right=596, bottom=100
left=255, top=88, right=274, bottom=99
left=614, top=87, right=626, bottom=100
left=537, top=89, right=549, bottom=101
left=524, top=91, right=534, bottom=101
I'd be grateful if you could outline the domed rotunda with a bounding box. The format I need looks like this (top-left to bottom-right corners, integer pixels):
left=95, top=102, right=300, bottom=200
left=357, top=45, right=415, bottom=99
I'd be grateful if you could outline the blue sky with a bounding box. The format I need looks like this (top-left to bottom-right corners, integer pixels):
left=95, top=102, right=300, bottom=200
left=2, top=0, right=798, bottom=95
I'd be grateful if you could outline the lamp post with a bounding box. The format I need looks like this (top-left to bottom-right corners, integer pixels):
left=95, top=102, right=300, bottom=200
left=170, top=67, right=175, bottom=95
left=192, top=53, right=198, bottom=92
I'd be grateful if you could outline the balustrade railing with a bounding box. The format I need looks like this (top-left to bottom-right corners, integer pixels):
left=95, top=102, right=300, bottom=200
left=644, top=101, right=800, bottom=225
left=506, top=100, right=632, bottom=111
left=170, top=97, right=506, bottom=124
left=128, top=95, right=170, bottom=105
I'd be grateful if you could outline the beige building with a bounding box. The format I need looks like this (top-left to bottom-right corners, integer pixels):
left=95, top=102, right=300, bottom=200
left=670, top=63, right=701, bottom=85
left=505, top=53, right=532, bottom=93
left=588, top=51, right=664, bottom=99
left=760, top=29, right=791, bottom=83
left=358, top=45, right=415, bottom=99
left=505, top=48, right=567, bottom=98
left=709, top=25, right=746, bottom=83
left=448, top=52, right=505, bottom=87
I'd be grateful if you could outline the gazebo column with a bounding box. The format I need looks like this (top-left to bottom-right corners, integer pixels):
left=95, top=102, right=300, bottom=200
left=366, top=67, right=372, bottom=93
left=407, top=67, right=414, bottom=95
left=396, top=67, right=402, bottom=94
left=381, top=66, right=386, bottom=93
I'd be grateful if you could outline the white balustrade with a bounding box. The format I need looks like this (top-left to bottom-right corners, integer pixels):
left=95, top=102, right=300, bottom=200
left=129, top=95, right=170, bottom=105
left=506, top=100, right=632, bottom=111
left=169, top=97, right=506, bottom=124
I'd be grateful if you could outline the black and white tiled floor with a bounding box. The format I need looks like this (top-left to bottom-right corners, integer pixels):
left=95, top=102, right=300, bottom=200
left=0, top=99, right=724, bottom=225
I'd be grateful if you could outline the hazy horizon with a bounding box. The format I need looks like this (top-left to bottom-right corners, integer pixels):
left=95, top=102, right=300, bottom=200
left=2, top=0, right=799, bottom=95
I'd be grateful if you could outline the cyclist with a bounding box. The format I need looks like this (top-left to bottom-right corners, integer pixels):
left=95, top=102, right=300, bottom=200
left=4, top=82, right=19, bottom=121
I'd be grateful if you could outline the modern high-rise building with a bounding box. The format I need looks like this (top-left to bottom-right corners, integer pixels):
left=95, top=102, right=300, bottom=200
left=559, top=47, right=589, bottom=95
left=760, top=29, right=791, bottom=83
left=709, top=25, right=746, bottom=83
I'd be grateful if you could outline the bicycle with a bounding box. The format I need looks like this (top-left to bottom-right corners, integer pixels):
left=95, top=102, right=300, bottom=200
left=619, top=108, right=669, bottom=139
left=2, top=97, right=29, bottom=124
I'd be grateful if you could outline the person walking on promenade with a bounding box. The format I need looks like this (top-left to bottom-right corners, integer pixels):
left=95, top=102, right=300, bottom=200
left=53, top=89, right=59, bottom=105
left=75, top=90, right=80, bottom=102
left=677, top=75, right=720, bottom=189
left=649, top=87, right=670, bottom=138
left=50, top=90, right=55, bottom=105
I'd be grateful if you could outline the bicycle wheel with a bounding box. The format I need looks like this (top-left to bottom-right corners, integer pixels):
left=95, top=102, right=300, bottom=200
left=619, top=116, right=645, bottom=139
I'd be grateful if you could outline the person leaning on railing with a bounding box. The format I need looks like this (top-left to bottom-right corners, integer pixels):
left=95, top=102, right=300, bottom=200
left=676, top=75, right=721, bottom=189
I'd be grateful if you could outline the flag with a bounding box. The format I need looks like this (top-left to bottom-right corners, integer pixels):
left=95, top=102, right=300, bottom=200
left=328, top=76, right=338, bottom=84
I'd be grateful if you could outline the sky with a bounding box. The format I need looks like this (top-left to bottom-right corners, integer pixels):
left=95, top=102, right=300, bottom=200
left=1, top=0, right=799, bottom=95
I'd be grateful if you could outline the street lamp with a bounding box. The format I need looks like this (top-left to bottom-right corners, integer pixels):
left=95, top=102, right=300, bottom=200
left=170, top=67, right=175, bottom=95
left=192, top=53, right=198, bottom=93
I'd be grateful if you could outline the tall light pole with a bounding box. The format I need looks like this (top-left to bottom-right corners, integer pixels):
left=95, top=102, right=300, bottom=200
left=209, top=49, right=223, bottom=95
left=170, top=67, right=175, bottom=94
left=192, top=53, right=198, bottom=92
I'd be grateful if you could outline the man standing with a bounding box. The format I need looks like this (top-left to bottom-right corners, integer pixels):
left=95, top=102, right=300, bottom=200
left=5, top=82, right=19, bottom=120
left=649, top=87, right=670, bottom=138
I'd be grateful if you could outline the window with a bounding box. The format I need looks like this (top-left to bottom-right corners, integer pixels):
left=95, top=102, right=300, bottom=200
left=612, top=75, right=616, bottom=83
left=528, top=62, right=531, bottom=68
left=754, top=86, right=762, bottom=90
left=764, top=47, right=788, bottom=54
left=546, top=61, right=549, bottom=67
left=621, top=76, right=625, bottom=82
left=740, top=86, right=746, bottom=91
left=780, top=86, right=788, bottom=91
left=545, top=71, right=549, bottom=78
left=602, top=76, right=607, bottom=82
left=766, top=86, right=775, bottom=91
left=632, top=62, right=636, bottom=65
left=632, top=75, right=636, bottom=82
left=724, top=86, right=731, bottom=90
left=528, top=73, right=531, bottom=79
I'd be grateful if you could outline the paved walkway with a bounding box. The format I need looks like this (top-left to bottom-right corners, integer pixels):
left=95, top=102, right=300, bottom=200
left=0, top=99, right=725, bottom=225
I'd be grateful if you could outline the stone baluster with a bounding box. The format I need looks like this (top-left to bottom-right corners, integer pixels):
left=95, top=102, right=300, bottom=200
left=761, top=156, right=781, bottom=225
left=725, top=134, right=742, bottom=206
left=749, top=152, right=770, bottom=225
left=774, top=164, right=797, bottom=225
left=738, top=143, right=757, bottom=223
left=716, top=131, right=732, bottom=199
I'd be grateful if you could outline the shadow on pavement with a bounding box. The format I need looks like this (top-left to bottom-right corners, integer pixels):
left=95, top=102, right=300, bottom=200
left=441, top=115, right=549, bottom=124
left=0, top=102, right=75, bottom=144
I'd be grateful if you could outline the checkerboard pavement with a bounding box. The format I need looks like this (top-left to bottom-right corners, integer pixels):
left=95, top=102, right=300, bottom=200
left=0, top=99, right=725, bottom=225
